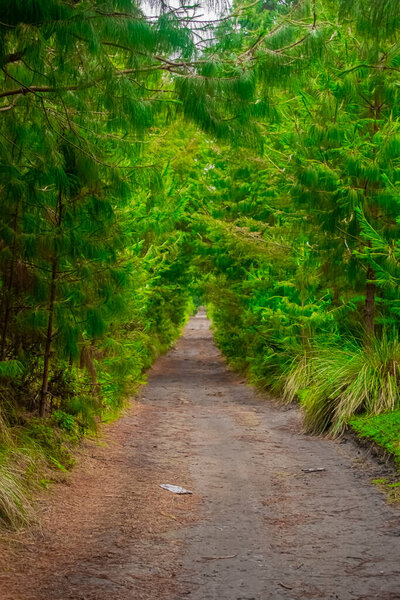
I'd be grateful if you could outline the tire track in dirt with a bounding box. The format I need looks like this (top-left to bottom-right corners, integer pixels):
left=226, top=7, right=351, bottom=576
left=1, top=311, right=400, bottom=600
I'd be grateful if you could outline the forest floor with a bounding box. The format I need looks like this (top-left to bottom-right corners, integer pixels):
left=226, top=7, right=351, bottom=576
left=1, top=312, right=400, bottom=600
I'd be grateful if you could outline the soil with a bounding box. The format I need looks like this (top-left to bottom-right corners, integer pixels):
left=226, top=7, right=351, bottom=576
left=1, top=311, right=400, bottom=600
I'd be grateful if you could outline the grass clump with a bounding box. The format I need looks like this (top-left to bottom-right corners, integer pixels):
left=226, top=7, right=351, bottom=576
left=371, top=478, right=400, bottom=503
left=283, top=334, right=400, bottom=436
left=0, top=413, right=80, bottom=529
left=0, top=462, right=33, bottom=528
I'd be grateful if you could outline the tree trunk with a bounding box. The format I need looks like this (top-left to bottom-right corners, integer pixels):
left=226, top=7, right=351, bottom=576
left=80, top=342, right=100, bottom=397
left=39, top=190, right=62, bottom=417
left=39, top=257, right=57, bottom=417
left=364, top=265, right=376, bottom=337
left=0, top=286, right=13, bottom=361
left=0, top=207, right=19, bottom=360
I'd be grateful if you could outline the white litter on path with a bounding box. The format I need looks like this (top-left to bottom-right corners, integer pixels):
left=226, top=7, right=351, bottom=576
left=160, top=484, right=193, bottom=495
left=301, top=468, right=326, bottom=473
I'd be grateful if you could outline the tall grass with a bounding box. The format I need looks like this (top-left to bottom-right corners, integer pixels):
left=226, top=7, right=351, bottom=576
left=0, top=408, right=33, bottom=528
left=283, top=334, right=400, bottom=436
left=0, top=412, right=76, bottom=529
left=0, top=454, right=36, bottom=529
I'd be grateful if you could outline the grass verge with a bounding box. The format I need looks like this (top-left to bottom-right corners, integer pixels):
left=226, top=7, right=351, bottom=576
left=349, top=410, right=400, bottom=468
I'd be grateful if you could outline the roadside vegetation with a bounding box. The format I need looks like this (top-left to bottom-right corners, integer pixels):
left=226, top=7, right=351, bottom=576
left=0, top=0, right=400, bottom=526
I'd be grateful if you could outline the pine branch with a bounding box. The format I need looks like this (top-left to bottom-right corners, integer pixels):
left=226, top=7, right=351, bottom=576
left=339, top=64, right=400, bottom=76
left=237, top=0, right=305, bottom=61
left=0, top=84, right=79, bottom=99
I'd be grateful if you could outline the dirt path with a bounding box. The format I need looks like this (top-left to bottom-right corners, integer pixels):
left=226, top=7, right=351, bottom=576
left=1, top=312, right=400, bottom=600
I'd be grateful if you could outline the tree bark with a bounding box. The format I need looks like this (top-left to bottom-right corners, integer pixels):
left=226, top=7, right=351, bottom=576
left=0, top=206, right=19, bottom=361
left=364, top=265, right=376, bottom=337
left=39, top=257, right=57, bottom=417
left=39, top=191, right=62, bottom=417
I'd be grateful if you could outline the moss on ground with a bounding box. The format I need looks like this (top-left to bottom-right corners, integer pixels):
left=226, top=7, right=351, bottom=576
left=349, top=410, right=400, bottom=468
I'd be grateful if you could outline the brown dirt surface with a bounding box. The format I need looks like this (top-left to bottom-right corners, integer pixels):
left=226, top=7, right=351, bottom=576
left=1, top=311, right=400, bottom=600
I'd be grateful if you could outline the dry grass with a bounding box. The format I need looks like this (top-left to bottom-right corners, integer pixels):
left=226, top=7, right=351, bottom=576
left=0, top=460, right=33, bottom=528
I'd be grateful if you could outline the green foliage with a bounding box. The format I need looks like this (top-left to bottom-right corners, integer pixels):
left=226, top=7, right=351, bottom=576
left=0, top=0, right=198, bottom=514
left=371, top=478, right=400, bottom=503
left=53, top=411, right=76, bottom=433
left=0, top=0, right=200, bottom=426
left=0, top=361, right=23, bottom=378
left=22, top=419, right=76, bottom=470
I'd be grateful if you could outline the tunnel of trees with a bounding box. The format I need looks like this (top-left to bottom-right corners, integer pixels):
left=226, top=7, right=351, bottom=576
left=1, top=0, right=400, bottom=525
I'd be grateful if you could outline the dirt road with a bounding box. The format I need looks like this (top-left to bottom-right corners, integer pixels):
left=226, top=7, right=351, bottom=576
left=1, top=312, right=400, bottom=600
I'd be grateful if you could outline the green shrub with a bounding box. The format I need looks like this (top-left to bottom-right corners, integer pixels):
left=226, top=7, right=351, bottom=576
left=53, top=410, right=77, bottom=433
left=22, top=419, right=76, bottom=471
